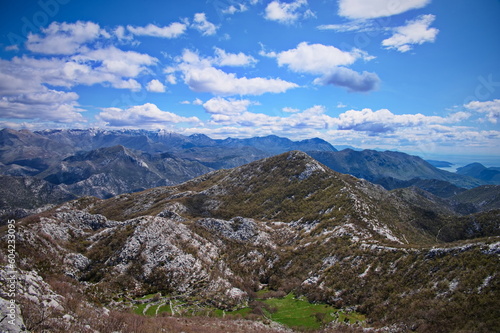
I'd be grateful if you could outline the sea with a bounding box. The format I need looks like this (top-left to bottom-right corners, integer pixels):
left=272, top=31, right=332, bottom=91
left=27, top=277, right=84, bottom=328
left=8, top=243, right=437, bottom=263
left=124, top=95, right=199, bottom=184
left=421, top=153, right=500, bottom=173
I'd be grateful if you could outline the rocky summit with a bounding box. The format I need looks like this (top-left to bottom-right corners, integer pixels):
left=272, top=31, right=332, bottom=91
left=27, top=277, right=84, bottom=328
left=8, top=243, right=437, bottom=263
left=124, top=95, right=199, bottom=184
left=0, top=151, right=499, bottom=333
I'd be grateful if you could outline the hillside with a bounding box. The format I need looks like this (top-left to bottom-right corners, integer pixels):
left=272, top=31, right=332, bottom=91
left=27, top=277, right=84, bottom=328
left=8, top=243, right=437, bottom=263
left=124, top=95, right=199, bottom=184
left=38, top=145, right=213, bottom=198
left=451, top=185, right=500, bottom=212
left=1, top=152, right=498, bottom=332
left=457, top=163, right=500, bottom=184
left=0, top=175, right=76, bottom=211
left=309, top=149, right=482, bottom=189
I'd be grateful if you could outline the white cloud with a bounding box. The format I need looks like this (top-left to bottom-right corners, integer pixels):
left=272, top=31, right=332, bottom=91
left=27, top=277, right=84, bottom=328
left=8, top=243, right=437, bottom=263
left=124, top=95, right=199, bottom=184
left=313, top=67, right=380, bottom=92
left=26, top=21, right=106, bottom=55
left=204, top=103, right=334, bottom=131
left=175, top=49, right=298, bottom=96
left=264, top=0, right=312, bottom=24
left=283, top=107, right=300, bottom=113
left=192, top=13, right=218, bottom=36
left=193, top=98, right=203, bottom=105
left=127, top=22, right=187, bottom=38
left=176, top=104, right=497, bottom=154
left=213, top=47, right=257, bottom=67
left=114, top=26, right=130, bottom=40
left=209, top=111, right=280, bottom=127
left=284, top=105, right=334, bottom=129
left=0, top=37, right=162, bottom=125
left=97, top=103, right=200, bottom=128
left=5, top=45, right=19, bottom=52
left=273, top=42, right=373, bottom=74
left=0, top=69, right=84, bottom=123
left=166, top=74, right=177, bottom=84
left=181, top=65, right=298, bottom=96
left=338, top=0, right=431, bottom=19
left=74, top=46, right=157, bottom=77
left=317, top=20, right=374, bottom=32
left=382, top=14, right=439, bottom=52
left=222, top=3, right=248, bottom=15
left=0, top=59, right=85, bottom=123
left=335, top=108, right=467, bottom=133
left=180, top=98, right=204, bottom=105
left=146, top=79, right=166, bottom=92
left=179, top=48, right=256, bottom=67
left=112, top=78, right=142, bottom=91
left=203, top=97, right=255, bottom=115
left=465, top=99, right=500, bottom=124
left=269, top=42, right=378, bottom=92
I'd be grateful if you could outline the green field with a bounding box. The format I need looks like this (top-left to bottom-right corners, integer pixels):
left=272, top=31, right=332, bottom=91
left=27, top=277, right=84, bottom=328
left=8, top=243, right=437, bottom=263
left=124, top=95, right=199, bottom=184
left=261, top=293, right=364, bottom=329
left=132, top=292, right=364, bottom=330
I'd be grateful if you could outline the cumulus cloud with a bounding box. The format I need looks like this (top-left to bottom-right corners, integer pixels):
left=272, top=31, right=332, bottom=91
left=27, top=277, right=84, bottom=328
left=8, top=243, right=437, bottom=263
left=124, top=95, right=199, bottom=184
left=127, top=22, right=187, bottom=38
left=26, top=21, right=106, bottom=55
left=166, top=74, right=177, bottom=84
left=283, top=105, right=334, bottom=129
left=205, top=103, right=334, bottom=131
left=382, top=14, right=439, bottom=52
left=464, top=99, right=500, bottom=124
left=73, top=46, right=157, bottom=78
left=146, top=79, right=166, bottom=92
left=335, top=108, right=468, bottom=133
left=209, top=111, right=280, bottom=127
left=283, top=107, right=300, bottom=113
left=267, top=42, right=378, bottom=92
left=272, top=42, right=372, bottom=74
left=0, top=89, right=84, bottom=123
left=314, top=67, right=380, bottom=92
left=193, top=98, right=203, bottom=105
left=0, top=35, right=162, bottom=124
left=203, top=97, right=255, bottom=115
left=338, top=0, right=431, bottom=19
left=0, top=69, right=84, bottom=123
left=182, top=65, right=298, bottom=95
left=175, top=49, right=298, bottom=96
left=213, top=47, right=257, bottom=67
left=264, top=0, right=314, bottom=24
left=3, top=47, right=155, bottom=92
left=7, top=46, right=155, bottom=91
left=177, top=48, right=256, bottom=68
left=97, top=103, right=200, bottom=128
left=222, top=3, right=248, bottom=15
left=192, top=13, right=218, bottom=36
left=0, top=60, right=85, bottom=123
left=114, top=26, right=133, bottom=41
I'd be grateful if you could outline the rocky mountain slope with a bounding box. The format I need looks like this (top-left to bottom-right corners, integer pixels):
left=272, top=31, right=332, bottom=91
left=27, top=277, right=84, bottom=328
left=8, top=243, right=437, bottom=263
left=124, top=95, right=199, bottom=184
left=37, top=145, right=212, bottom=199
left=1, top=151, right=498, bottom=332
left=309, top=149, right=482, bottom=189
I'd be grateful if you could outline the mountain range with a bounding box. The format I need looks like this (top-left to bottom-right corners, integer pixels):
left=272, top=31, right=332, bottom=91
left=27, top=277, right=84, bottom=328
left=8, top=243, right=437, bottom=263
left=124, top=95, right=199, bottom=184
left=0, top=151, right=498, bottom=332
left=0, top=128, right=494, bottom=215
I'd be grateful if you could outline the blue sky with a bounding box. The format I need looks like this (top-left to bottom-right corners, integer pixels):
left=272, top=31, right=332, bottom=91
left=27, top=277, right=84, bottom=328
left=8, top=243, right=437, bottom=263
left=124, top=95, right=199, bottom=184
left=0, top=0, right=499, bottom=160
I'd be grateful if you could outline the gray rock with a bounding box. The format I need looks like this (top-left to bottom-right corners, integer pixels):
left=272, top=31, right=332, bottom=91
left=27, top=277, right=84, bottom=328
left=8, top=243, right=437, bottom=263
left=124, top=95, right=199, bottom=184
left=196, top=217, right=258, bottom=242
left=0, top=297, right=29, bottom=333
